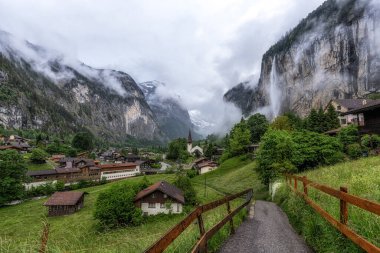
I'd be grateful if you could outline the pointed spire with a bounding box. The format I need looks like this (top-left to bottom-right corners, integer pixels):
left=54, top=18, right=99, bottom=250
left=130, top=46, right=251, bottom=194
left=187, top=130, right=192, bottom=143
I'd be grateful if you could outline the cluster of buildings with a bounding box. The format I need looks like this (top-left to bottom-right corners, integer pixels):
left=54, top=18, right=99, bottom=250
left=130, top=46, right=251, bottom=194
left=26, top=157, right=163, bottom=188
left=325, top=99, right=380, bottom=135
left=0, top=135, right=31, bottom=152
left=44, top=180, right=184, bottom=217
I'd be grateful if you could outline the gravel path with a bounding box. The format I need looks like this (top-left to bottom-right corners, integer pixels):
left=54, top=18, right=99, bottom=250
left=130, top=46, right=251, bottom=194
left=219, top=200, right=313, bottom=253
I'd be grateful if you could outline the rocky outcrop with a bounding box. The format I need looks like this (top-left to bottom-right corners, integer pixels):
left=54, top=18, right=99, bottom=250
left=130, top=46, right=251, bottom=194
left=0, top=31, right=162, bottom=142
left=225, top=0, right=380, bottom=117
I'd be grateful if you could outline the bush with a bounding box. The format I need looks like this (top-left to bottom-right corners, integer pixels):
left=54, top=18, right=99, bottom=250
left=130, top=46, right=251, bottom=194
left=94, top=183, right=144, bottom=229
left=361, top=134, right=380, bottom=150
left=72, top=132, right=94, bottom=151
left=347, top=144, right=362, bottom=159
left=174, top=173, right=197, bottom=205
left=338, top=125, right=359, bottom=149
left=186, top=169, right=197, bottom=178
left=256, top=130, right=297, bottom=185
left=30, top=148, right=49, bottom=164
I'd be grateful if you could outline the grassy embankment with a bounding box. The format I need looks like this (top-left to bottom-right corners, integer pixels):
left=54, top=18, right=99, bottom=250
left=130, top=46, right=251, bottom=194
left=274, top=156, right=380, bottom=253
left=0, top=156, right=265, bottom=252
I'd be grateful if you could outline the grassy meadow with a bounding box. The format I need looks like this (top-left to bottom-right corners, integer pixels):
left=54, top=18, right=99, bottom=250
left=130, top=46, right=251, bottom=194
left=274, top=156, right=380, bottom=253
left=0, top=156, right=264, bottom=253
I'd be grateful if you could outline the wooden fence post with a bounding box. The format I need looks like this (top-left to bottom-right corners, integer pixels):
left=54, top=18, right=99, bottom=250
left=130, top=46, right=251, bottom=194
left=39, top=221, right=50, bottom=253
left=303, top=176, right=308, bottom=196
left=197, top=214, right=207, bottom=253
left=227, top=201, right=235, bottom=234
left=340, top=186, right=348, bottom=225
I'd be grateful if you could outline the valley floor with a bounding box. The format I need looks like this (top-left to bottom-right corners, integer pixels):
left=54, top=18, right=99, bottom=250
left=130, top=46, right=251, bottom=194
left=0, top=156, right=264, bottom=253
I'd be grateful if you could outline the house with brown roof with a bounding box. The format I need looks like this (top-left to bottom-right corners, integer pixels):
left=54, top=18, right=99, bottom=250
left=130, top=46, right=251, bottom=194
left=342, top=100, right=380, bottom=135
left=196, top=161, right=218, bottom=174
left=325, top=99, right=380, bottom=126
left=134, top=181, right=184, bottom=215
left=44, top=191, right=85, bottom=216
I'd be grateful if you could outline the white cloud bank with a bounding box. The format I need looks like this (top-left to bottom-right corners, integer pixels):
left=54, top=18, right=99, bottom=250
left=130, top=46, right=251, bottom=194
left=0, top=0, right=324, bottom=134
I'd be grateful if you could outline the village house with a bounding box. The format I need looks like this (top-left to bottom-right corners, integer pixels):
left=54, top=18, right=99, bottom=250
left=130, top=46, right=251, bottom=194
left=98, top=162, right=140, bottom=180
left=196, top=161, right=218, bottom=174
left=134, top=181, right=185, bottom=215
left=325, top=99, right=380, bottom=127
left=0, top=135, right=31, bottom=152
left=342, top=100, right=380, bottom=135
left=44, top=191, right=85, bottom=216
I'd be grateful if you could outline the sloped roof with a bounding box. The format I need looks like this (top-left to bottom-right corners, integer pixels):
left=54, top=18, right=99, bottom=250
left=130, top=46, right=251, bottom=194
left=98, top=162, right=137, bottom=169
left=333, top=99, right=380, bottom=111
left=134, top=181, right=185, bottom=204
left=197, top=161, right=218, bottom=169
left=44, top=192, right=84, bottom=206
left=343, top=100, right=380, bottom=114
left=27, top=169, right=57, bottom=176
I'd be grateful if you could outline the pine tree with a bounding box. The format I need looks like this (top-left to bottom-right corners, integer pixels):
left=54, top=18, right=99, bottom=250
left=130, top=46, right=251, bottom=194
left=325, top=104, right=340, bottom=130
left=317, top=107, right=328, bottom=133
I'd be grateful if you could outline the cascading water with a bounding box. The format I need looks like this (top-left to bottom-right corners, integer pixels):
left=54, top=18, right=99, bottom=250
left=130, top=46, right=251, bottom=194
left=268, top=57, right=282, bottom=118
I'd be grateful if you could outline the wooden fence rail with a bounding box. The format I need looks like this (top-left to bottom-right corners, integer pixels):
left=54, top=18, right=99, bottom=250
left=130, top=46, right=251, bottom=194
left=144, top=188, right=253, bottom=253
left=285, top=174, right=380, bottom=253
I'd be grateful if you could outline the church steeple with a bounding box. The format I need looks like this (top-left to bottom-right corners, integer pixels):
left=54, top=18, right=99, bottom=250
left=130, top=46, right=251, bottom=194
left=187, top=130, right=192, bottom=144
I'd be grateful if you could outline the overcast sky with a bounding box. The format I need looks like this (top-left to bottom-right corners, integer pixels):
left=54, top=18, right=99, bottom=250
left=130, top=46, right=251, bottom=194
left=0, top=0, right=325, bottom=133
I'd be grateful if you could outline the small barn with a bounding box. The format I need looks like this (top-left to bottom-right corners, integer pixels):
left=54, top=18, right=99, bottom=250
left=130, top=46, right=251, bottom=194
left=44, top=192, right=85, bottom=216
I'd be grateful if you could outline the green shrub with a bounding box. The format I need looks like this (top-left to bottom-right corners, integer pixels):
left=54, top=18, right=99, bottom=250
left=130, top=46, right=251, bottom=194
left=338, top=125, right=359, bottom=149
left=30, top=148, right=49, bottom=164
left=347, top=144, right=362, bottom=159
left=256, top=130, right=296, bottom=185
left=186, top=169, right=197, bottom=178
left=94, top=183, right=143, bottom=229
left=174, top=173, right=197, bottom=205
left=361, top=134, right=380, bottom=150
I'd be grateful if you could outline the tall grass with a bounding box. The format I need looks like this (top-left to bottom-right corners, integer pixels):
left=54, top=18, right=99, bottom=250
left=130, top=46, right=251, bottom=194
left=274, top=156, right=380, bottom=253
left=0, top=156, right=263, bottom=252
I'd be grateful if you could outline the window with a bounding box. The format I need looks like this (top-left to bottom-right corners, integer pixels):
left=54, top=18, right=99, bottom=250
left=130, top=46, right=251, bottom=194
left=177, top=203, right=180, bottom=212
left=160, top=203, right=165, bottom=208
left=148, top=203, right=155, bottom=208
left=151, top=193, right=156, bottom=198
left=340, top=118, right=347, bottom=125
left=337, top=105, right=341, bottom=111
left=163, top=194, right=167, bottom=198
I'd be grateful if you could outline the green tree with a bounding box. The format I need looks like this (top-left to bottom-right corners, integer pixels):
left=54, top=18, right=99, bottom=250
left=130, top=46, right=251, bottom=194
left=284, top=112, right=304, bottom=130
left=94, top=183, right=143, bottom=229
left=256, top=130, right=296, bottom=185
left=361, top=134, right=380, bottom=150
left=325, top=104, right=340, bottom=130
left=317, top=107, right=329, bottom=133
left=305, top=108, right=320, bottom=132
left=204, top=143, right=217, bottom=159
left=229, top=121, right=251, bottom=156
left=30, top=148, right=49, bottom=164
left=174, top=173, right=197, bottom=205
left=72, top=132, right=94, bottom=151
left=247, top=113, right=269, bottom=143
left=167, top=138, right=189, bottom=161
left=338, top=125, right=359, bottom=150
left=270, top=116, right=293, bottom=131
left=0, top=150, right=27, bottom=205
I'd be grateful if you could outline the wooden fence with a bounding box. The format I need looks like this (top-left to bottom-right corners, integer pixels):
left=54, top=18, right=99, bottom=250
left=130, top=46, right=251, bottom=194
left=285, top=174, right=380, bottom=253
left=144, top=188, right=253, bottom=253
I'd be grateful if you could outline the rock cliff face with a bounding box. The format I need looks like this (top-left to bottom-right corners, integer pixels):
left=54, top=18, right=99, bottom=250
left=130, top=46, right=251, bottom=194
left=0, top=31, right=162, bottom=142
left=139, top=81, right=201, bottom=140
left=225, top=0, right=380, bottom=117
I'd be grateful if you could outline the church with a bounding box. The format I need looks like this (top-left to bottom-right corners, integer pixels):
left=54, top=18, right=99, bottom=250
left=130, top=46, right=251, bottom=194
left=187, top=130, right=203, bottom=156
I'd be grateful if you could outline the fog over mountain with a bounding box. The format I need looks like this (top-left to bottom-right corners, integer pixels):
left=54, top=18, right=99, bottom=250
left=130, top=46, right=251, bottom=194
left=0, top=0, right=325, bottom=134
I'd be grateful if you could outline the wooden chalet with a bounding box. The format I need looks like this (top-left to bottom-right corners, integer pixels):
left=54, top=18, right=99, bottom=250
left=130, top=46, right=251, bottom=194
left=44, top=192, right=84, bottom=216
left=342, top=100, right=380, bottom=135
left=134, top=181, right=184, bottom=215
left=98, top=162, right=139, bottom=180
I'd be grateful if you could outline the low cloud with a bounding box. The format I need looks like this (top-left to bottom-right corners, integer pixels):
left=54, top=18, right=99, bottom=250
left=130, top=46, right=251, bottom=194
left=0, top=0, right=325, bottom=134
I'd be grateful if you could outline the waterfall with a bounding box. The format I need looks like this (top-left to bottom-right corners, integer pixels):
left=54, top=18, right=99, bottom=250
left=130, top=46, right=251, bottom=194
left=269, top=57, right=282, bottom=118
